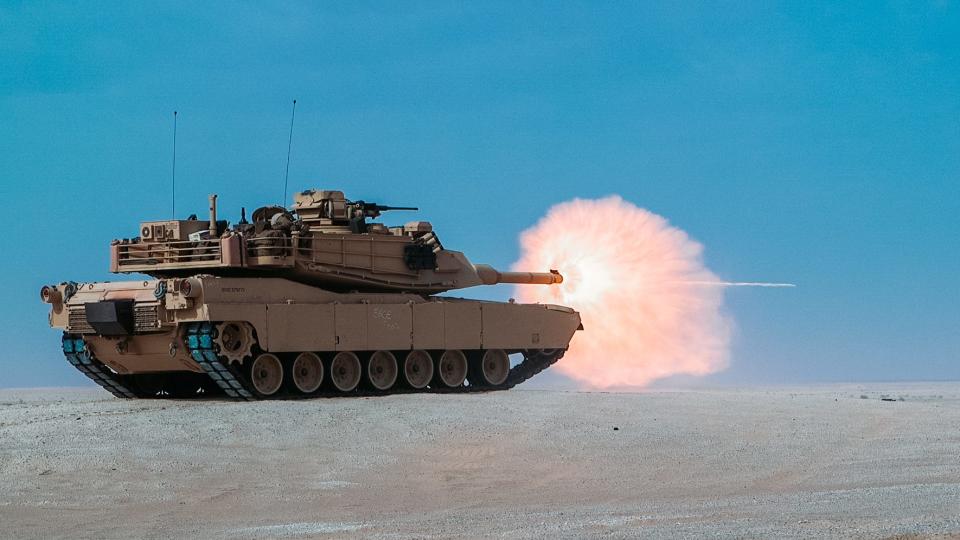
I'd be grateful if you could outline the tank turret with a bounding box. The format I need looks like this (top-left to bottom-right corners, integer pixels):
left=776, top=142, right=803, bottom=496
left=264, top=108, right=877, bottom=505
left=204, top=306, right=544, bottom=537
left=110, top=189, right=564, bottom=294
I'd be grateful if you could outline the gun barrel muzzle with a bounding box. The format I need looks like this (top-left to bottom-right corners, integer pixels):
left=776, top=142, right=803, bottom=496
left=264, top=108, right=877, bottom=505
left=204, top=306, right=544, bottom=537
left=475, top=265, right=563, bottom=285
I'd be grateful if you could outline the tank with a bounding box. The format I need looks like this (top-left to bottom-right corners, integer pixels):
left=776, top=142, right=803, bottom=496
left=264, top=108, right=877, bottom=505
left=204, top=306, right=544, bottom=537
left=40, top=189, right=582, bottom=399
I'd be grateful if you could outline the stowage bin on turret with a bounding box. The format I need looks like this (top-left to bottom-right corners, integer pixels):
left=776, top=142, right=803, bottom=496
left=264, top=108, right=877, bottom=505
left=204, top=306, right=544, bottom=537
left=41, top=189, right=581, bottom=399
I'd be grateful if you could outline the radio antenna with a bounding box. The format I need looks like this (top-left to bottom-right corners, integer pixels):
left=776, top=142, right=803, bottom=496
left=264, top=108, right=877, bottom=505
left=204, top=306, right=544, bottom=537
left=171, top=110, right=178, bottom=219
left=282, top=99, right=297, bottom=205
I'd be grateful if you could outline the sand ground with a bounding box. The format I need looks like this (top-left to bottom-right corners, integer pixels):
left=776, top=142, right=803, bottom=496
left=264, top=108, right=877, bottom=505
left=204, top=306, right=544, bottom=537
left=1, top=384, right=958, bottom=539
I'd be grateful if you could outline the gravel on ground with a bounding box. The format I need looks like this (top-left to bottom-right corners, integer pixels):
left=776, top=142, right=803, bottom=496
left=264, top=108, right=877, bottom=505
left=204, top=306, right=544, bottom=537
left=1, top=384, right=958, bottom=539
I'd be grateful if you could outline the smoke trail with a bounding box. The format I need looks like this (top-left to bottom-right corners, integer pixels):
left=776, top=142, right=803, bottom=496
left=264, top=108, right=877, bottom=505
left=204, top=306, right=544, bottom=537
left=512, top=196, right=734, bottom=389
left=682, top=281, right=796, bottom=288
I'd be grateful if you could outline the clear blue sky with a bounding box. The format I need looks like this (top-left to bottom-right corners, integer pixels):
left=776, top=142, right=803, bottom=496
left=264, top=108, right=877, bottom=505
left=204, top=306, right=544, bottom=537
left=1, top=2, right=958, bottom=388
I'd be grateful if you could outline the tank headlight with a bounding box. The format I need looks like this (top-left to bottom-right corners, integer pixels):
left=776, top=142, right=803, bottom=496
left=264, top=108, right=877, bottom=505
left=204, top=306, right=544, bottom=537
left=40, top=285, right=62, bottom=304
left=179, top=278, right=201, bottom=298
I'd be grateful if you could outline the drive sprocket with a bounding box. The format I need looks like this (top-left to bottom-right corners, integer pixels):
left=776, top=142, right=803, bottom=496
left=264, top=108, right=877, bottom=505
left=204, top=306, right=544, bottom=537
left=213, top=321, right=255, bottom=365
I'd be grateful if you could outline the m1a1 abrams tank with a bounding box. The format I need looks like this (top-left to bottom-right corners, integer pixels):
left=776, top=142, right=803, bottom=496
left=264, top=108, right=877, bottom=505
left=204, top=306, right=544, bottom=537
left=40, top=189, right=582, bottom=400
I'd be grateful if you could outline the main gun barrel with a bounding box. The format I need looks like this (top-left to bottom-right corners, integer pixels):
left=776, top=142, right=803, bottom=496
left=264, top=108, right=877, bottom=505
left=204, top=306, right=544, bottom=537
left=474, top=264, right=563, bottom=285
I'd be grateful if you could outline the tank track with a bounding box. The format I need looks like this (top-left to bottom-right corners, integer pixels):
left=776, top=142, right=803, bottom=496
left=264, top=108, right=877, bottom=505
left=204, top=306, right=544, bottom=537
left=184, top=322, right=565, bottom=400
left=61, top=334, right=136, bottom=399
left=184, top=323, right=255, bottom=400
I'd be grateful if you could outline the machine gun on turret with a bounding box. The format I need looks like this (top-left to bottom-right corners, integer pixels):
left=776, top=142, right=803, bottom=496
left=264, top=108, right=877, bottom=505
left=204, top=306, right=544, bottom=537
left=349, top=201, right=419, bottom=220
left=347, top=201, right=418, bottom=233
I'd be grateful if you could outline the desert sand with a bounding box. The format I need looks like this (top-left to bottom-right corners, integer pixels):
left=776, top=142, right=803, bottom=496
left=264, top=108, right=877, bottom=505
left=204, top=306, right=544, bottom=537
left=1, top=384, right=958, bottom=539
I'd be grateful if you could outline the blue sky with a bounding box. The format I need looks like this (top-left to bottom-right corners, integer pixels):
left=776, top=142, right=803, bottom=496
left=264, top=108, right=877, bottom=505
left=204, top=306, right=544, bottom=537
left=1, top=2, right=958, bottom=388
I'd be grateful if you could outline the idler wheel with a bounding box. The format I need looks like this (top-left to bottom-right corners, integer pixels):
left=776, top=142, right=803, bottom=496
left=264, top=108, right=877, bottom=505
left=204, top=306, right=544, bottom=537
left=479, top=349, right=510, bottom=386
left=214, top=322, right=255, bottom=365
left=436, top=350, right=468, bottom=388
left=250, top=353, right=283, bottom=396
left=292, top=352, right=324, bottom=394
left=330, top=351, right=362, bottom=392
left=403, top=350, right=433, bottom=389
left=367, top=351, right=398, bottom=391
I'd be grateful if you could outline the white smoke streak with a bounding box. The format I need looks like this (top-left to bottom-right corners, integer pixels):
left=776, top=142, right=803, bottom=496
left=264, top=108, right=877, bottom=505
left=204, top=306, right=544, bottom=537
left=681, top=281, right=796, bottom=288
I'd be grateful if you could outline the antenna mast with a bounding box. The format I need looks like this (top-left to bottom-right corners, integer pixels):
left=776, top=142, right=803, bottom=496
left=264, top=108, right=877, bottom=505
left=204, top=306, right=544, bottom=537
left=282, top=99, right=297, bottom=205
left=171, top=110, right=178, bottom=219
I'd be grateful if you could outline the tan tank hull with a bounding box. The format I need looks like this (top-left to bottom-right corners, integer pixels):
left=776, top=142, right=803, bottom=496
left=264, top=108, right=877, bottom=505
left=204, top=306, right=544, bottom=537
left=44, top=276, right=581, bottom=399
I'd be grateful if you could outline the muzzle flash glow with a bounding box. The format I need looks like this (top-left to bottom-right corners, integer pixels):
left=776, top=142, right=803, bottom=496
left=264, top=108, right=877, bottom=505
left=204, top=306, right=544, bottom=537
left=512, top=196, right=733, bottom=389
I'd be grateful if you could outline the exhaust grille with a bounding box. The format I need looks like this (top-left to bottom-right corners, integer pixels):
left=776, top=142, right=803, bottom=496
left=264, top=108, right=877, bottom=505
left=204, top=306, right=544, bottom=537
left=134, top=304, right=160, bottom=332
left=68, top=306, right=95, bottom=334
left=67, top=303, right=161, bottom=334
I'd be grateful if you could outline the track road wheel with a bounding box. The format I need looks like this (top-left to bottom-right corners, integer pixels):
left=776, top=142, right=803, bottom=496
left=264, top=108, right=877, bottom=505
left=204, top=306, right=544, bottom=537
left=367, top=351, right=398, bottom=391
left=477, top=349, right=510, bottom=386
left=403, top=350, right=433, bottom=389
left=436, top=349, right=468, bottom=388
left=292, top=352, right=324, bottom=394
left=250, top=353, right=283, bottom=396
left=330, top=352, right=362, bottom=392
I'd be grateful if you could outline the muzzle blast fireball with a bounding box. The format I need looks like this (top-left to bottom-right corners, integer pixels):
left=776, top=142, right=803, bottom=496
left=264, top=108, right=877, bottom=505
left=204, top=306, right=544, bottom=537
left=513, top=196, right=792, bottom=390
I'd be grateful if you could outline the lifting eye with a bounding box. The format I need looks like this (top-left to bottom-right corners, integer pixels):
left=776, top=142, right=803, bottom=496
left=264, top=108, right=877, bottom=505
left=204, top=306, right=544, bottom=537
left=153, top=281, right=167, bottom=299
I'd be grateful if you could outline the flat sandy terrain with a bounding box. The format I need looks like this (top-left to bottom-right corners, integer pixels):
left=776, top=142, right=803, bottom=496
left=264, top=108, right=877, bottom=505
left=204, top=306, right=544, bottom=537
left=1, top=384, right=958, bottom=539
